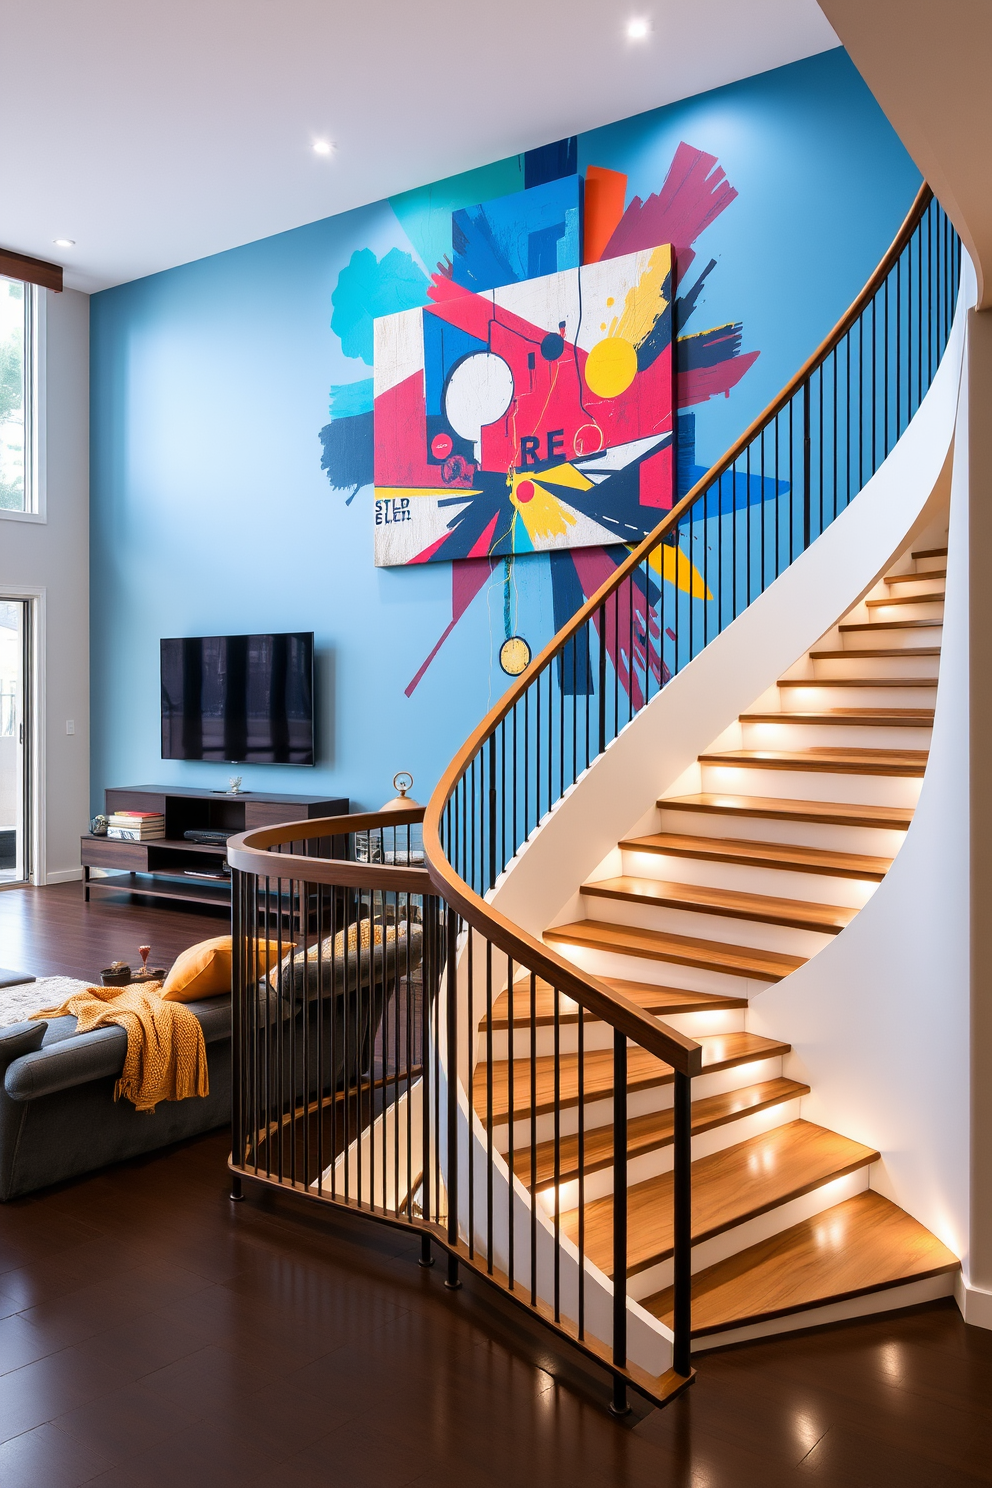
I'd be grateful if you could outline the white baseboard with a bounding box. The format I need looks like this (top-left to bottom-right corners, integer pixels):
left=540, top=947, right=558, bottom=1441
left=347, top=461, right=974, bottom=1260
left=44, top=867, right=83, bottom=884
left=955, top=1274, right=992, bottom=1330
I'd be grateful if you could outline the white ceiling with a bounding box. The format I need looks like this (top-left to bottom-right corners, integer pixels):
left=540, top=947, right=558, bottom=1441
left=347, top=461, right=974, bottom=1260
left=0, top=0, right=838, bottom=294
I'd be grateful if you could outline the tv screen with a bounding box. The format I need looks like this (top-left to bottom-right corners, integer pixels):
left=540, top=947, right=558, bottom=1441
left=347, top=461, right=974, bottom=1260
left=161, top=632, right=314, bottom=765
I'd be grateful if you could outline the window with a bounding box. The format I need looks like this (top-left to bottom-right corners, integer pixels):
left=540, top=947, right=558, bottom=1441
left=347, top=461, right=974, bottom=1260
left=0, top=278, right=39, bottom=515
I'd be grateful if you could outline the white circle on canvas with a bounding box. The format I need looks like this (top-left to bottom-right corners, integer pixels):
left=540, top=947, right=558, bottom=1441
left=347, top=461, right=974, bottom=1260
left=444, top=353, right=515, bottom=446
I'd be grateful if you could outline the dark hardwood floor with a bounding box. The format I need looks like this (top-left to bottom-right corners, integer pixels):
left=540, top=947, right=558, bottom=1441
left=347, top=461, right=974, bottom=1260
left=0, top=882, right=228, bottom=981
left=0, top=883, right=988, bottom=1486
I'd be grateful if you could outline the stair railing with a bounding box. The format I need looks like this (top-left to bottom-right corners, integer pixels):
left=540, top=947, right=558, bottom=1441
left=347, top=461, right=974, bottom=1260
left=421, top=182, right=960, bottom=1390
left=229, top=808, right=701, bottom=1412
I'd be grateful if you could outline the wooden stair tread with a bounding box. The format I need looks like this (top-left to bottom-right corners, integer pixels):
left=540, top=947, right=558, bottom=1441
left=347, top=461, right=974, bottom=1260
left=544, top=920, right=805, bottom=981
left=474, top=1031, right=790, bottom=1125
left=809, top=646, right=940, bottom=660
left=740, top=708, right=934, bottom=725
left=865, top=592, right=944, bottom=608
left=642, top=1190, right=959, bottom=1335
left=885, top=568, right=946, bottom=584
left=911, top=546, right=948, bottom=559
left=777, top=677, right=937, bottom=688
left=657, top=793, right=913, bottom=830
left=484, top=977, right=745, bottom=1031
left=518, top=1077, right=809, bottom=1190
left=838, top=618, right=942, bottom=633
left=560, top=1120, right=880, bottom=1278
left=581, top=875, right=855, bottom=934
left=621, top=831, right=892, bottom=881
left=698, top=747, right=928, bottom=777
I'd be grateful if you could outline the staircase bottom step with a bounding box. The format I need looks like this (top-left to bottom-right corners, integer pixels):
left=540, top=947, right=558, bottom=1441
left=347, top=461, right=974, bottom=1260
left=642, top=1190, right=958, bottom=1345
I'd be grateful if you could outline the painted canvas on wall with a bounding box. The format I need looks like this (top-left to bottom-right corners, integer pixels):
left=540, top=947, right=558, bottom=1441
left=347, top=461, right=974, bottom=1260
left=372, top=241, right=675, bottom=566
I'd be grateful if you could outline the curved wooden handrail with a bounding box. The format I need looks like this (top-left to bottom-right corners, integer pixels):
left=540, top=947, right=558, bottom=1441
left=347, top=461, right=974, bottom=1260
left=422, top=180, right=937, bottom=1065
left=227, top=808, right=431, bottom=894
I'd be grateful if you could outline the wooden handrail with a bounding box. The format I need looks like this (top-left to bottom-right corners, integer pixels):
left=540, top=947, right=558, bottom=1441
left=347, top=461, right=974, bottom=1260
left=422, top=180, right=937, bottom=1071
left=227, top=807, right=430, bottom=894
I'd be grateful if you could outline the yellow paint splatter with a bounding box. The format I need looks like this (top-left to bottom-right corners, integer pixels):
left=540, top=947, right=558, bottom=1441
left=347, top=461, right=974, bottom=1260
left=509, top=473, right=577, bottom=541
left=585, top=336, right=638, bottom=398
left=607, top=245, right=672, bottom=350
left=646, top=540, right=712, bottom=599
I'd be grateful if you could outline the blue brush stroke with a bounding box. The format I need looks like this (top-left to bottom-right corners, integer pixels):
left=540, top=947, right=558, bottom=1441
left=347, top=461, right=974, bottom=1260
left=451, top=178, right=581, bottom=292
left=329, top=379, right=374, bottom=418
left=524, top=137, right=578, bottom=188
left=319, top=412, right=373, bottom=502
left=331, top=248, right=428, bottom=366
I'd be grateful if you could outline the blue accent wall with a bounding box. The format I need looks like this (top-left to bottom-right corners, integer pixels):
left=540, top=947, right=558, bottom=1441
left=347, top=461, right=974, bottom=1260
left=90, top=48, right=920, bottom=812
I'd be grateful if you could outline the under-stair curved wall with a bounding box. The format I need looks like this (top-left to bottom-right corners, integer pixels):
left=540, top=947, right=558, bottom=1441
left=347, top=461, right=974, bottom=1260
left=489, top=271, right=970, bottom=954
left=747, top=274, right=974, bottom=1286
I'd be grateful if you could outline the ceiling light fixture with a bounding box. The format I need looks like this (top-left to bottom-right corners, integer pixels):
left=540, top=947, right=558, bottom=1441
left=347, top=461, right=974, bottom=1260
left=627, top=17, right=650, bottom=39
left=53, top=238, right=75, bottom=248
left=312, top=139, right=333, bottom=156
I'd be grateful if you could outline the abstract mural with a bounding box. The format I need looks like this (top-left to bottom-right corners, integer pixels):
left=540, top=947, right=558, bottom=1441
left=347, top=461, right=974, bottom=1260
left=372, top=239, right=675, bottom=566
left=319, top=138, right=761, bottom=696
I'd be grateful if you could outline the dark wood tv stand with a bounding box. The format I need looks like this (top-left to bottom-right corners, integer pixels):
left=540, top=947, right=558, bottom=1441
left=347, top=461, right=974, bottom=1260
left=80, top=784, right=349, bottom=911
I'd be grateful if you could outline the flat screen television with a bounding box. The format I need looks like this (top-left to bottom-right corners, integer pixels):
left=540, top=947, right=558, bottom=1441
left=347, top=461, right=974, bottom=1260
left=161, top=632, right=315, bottom=765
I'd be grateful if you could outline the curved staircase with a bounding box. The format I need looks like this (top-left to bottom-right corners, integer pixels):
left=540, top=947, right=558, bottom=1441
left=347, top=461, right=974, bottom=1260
left=479, top=541, right=959, bottom=1350
left=229, top=185, right=966, bottom=1413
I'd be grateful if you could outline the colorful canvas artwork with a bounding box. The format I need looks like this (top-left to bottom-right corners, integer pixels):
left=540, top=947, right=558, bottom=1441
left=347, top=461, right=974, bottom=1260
left=320, top=137, right=762, bottom=692
left=372, top=239, right=675, bottom=567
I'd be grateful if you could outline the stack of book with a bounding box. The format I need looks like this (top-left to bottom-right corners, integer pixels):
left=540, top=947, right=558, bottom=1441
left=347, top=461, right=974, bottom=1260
left=107, top=811, right=166, bottom=841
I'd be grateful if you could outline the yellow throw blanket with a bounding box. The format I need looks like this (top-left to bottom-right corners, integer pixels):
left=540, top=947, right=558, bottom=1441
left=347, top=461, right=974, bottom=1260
left=31, top=982, right=209, bottom=1113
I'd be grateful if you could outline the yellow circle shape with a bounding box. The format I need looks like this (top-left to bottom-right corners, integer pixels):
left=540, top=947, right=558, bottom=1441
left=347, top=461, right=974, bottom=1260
left=499, top=636, right=532, bottom=677
left=584, top=336, right=637, bottom=399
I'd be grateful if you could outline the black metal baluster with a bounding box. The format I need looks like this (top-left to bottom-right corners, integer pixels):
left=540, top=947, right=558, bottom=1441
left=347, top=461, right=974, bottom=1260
left=673, top=1068, right=692, bottom=1377
left=530, top=970, right=538, bottom=1309
left=444, top=907, right=461, bottom=1290
left=507, top=952, right=515, bottom=1290
left=611, top=1029, right=629, bottom=1416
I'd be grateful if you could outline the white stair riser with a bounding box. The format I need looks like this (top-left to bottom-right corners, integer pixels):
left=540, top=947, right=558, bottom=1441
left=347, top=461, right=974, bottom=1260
left=485, top=1005, right=746, bottom=1062
left=625, top=1165, right=872, bottom=1302
left=489, top=1054, right=786, bottom=1150
left=549, top=940, right=784, bottom=996
left=739, top=721, right=932, bottom=751
left=882, top=576, right=946, bottom=598
left=656, top=809, right=909, bottom=858
left=580, top=892, right=838, bottom=958
left=777, top=683, right=937, bottom=709
left=618, top=848, right=881, bottom=908
left=541, top=1096, right=804, bottom=1208
left=866, top=599, right=944, bottom=622
left=698, top=762, right=923, bottom=808
left=691, top=1271, right=956, bottom=1352
left=837, top=623, right=942, bottom=649
left=811, top=652, right=940, bottom=679
left=911, top=554, right=947, bottom=574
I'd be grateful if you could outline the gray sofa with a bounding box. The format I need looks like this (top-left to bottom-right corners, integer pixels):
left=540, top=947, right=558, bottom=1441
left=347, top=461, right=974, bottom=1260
left=0, top=997, right=231, bottom=1200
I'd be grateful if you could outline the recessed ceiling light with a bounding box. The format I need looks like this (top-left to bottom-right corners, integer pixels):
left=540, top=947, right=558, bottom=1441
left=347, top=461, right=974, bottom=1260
left=53, top=238, right=75, bottom=248
left=312, top=139, right=334, bottom=156
left=627, top=17, right=650, bottom=39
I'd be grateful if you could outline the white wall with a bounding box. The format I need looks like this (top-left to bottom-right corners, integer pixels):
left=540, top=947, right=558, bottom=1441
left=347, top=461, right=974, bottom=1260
left=0, top=286, right=89, bottom=883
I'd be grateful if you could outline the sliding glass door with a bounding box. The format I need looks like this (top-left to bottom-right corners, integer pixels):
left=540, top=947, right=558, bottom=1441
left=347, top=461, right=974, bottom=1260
left=0, top=601, right=28, bottom=883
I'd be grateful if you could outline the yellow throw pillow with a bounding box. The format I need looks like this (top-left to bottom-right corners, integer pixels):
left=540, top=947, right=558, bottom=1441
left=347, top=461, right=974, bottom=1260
left=161, top=935, right=292, bottom=1002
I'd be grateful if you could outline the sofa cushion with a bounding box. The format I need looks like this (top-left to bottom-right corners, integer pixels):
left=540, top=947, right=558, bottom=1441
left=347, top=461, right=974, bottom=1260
left=161, top=936, right=289, bottom=1002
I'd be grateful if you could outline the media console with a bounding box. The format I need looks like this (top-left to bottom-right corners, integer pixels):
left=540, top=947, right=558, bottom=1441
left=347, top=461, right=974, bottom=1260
left=80, top=784, right=349, bottom=912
